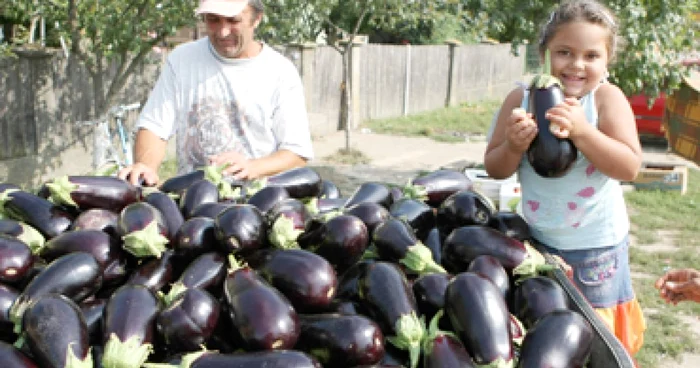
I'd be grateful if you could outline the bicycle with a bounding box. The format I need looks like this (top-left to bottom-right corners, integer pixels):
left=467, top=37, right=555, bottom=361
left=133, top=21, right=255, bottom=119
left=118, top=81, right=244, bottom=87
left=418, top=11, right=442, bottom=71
left=78, top=103, right=141, bottom=175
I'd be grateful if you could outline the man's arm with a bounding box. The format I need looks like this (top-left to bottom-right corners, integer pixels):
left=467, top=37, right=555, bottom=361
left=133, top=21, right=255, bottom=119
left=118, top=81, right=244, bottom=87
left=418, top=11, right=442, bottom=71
left=209, top=149, right=307, bottom=180
left=118, top=128, right=168, bottom=185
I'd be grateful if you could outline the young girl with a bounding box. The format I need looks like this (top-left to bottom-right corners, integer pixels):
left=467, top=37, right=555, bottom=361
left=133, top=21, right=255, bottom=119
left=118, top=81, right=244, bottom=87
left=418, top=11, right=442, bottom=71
left=483, top=0, right=646, bottom=355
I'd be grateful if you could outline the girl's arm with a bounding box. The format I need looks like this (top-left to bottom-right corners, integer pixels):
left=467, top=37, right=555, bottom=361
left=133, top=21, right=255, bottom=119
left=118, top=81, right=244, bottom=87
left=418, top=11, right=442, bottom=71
left=565, top=84, right=642, bottom=181
left=484, top=88, right=537, bottom=179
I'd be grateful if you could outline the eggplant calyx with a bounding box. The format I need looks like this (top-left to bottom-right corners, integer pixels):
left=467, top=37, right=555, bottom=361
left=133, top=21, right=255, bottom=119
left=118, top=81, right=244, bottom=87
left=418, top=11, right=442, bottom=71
left=386, top=311, right=426, bottom=368
left=401, top=183, right=429, bottom=202
left=269, top=215, right=303, bottom=249
left=203, top=164, right=226, bottom=185
left=159, top=282, right=188, bottom=307
left=509, top=313, right=527, bottom=346
left=45, top=175, right=80, bottom=208
left=217, top=181, right=242, bottom=201
left=102, top=333, right=153, bottom=368
left=530, top=74, right=562, bottom=90
left=17, top=223, right=46, bottom=255
left=246, top=178, right=268, bottom=197
left=512, top=242, right=554, bottom=278
left=227, top=253, right=243, bottom=273
left=303, top=197, right=320, bottom=215
left=121, top=221, right=170, bottom=258
left=9, top=299, right=29, bottom=334
left=422, top=310, right=458, bottom=352
left=402, top=243, right=447, bottom=275
left=65, top=343, right=94, bottom=368
left=361, top=245, right=379, bottom=260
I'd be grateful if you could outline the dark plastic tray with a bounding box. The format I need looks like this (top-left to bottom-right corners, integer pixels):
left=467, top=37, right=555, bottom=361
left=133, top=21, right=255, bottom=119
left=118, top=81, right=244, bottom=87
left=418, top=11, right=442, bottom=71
left=541, top=252, right=636, bottom=368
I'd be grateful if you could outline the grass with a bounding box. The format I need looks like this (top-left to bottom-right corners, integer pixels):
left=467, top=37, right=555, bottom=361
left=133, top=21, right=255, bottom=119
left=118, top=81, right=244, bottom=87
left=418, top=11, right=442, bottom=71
left=362, top=99, right=501, bottom=142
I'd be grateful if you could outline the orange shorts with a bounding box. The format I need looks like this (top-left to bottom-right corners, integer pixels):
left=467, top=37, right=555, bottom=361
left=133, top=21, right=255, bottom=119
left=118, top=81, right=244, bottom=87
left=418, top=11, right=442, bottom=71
left=595, top=297, right=646, bottom=355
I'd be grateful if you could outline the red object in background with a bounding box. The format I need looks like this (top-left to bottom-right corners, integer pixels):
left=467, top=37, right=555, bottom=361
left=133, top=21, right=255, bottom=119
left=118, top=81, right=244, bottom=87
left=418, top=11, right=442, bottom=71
left=627, top=93, right=667, bottom=138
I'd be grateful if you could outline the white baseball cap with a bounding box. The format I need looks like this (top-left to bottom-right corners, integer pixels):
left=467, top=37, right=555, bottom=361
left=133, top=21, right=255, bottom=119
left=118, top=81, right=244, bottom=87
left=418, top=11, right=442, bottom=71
left=195, top=0, right=263, bottom=17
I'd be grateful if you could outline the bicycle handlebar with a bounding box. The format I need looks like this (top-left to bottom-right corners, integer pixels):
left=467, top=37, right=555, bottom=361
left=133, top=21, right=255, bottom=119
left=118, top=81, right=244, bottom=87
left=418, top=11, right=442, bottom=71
left=110, top=103, right=141, bottom=117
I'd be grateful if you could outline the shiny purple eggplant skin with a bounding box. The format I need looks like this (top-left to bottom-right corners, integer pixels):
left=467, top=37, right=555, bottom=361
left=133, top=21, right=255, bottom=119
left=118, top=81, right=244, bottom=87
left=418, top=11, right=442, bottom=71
left=248, top=248, right=337, bottom=313
left=117, top=201, right=169, bottom=237
left=412, top=273, right=451, bottom=323
left=344, top=202, right=391, bottom=237
left=389, top=198, right=436, bottom=240
left=214, top=204, right=268, bottom=255
left=102, top=284, right=160, bottom=351
left=38, top=229, right=122, bottom=270
left=297, top=214, right=369, bottom=274
left=517, top=310, right=593, bottom=368
left=173, top=217, right=218, bottom=260
left=334, top=260, right=374, bottom=303
left=70, top=208, right=120, bottom=237
left=80, top=298, right=107, bottom=345
left=0, top=219, right=36, bottom=238
left=266, top=198, right=313, bottom=247
left=1, top=190, right=74, bottom=239
left=180, top=179, right=220, bottom=219
left=10, top=252, right=102, bottom=324
left=445, top=272, right=513, bottom=366
left=526, top=83, right=578, bottom=178
left=159, top=169, right=206, bottom=195
left=436, top=190, right=495, bottom=235
left=317, top=197, right=347, bottom=214
left=223, top=265, right=299, bottom=351
left=264, top=166, right=323, bottom=199
left=442, top=225, right=527, bottom=273
left=421, top=227, right=443, bottom=265
left=246, top=186, right=290, bottom=214
left=372, top=217, right=421, bottom=263
left=126, top=249, right=177, bottom=293
left=510, top=275, right=570, bottom=328
left=488, top=211, right=531, bottom=241
left=296, top=313, right=385, bottom=367
left=423, top=333, right=476, bottom=368
left=319, top=179, right=342, bottom=199
left=0, top=283, right=19, bottom=337
left=407, top=169, right=472, bottom=208
left=22, top=294, right=91, bottom=368
left=0, top=340, right=37, bottom=367
left=174, top=251, right=227, bottom=295
left=190, top=202, right=235, bottom=219
left=183, top=350, right=322, bottom=368
left=358, top=261, right=418, bottom=336
left=145, top=191, right=185, bottom=242
left=466, top=255, right=511, bottom=299
left=0, top=234, right=34, bottom=284
left=47, top=175, right=140, bottom=212
left=157, top=287, right=221, bottom=352
left=344, top=182, right=393, bottom=209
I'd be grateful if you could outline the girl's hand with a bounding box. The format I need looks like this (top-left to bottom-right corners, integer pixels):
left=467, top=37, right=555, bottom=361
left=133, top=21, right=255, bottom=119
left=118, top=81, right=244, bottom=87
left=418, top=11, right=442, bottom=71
left=546, top=97, right=587, bottom=139
left=655, top=268, right=700, bottom=305
left=505, top=107, right=538, bottom=154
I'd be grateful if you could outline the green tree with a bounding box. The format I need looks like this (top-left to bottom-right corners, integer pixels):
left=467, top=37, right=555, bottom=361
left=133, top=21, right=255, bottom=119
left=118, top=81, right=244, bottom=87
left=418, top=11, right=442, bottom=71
left=4, top=0, right=197, bottom=118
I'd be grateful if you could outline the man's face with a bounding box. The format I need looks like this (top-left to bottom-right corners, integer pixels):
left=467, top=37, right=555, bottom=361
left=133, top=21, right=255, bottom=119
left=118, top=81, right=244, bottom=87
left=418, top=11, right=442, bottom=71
left=203, top=6, right=262, bottom=59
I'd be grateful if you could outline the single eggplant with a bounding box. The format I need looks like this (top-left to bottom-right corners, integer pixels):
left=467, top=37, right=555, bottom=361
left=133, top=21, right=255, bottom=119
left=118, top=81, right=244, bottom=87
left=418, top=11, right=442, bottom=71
left=319, top=179, right=342, bottom=199
left=142, top=349, right=321, bottom=368
left=0, top=340, right=37, bottom=367
left=357, top=261, right=425, bottom=368
left=343, top=202, right=391, bottom=238
left=223, top=256, right=299, bottom=351
left=180, top=179, right=219, bottom=219
left=118, top=202, right=170, bottom=258
left=173, top=217, right=218, bottom=260
left=436, top=189, right=495, bottom=235
left=466, top=254, right=511, bottom=299
left=421, top=227, right=443, bottom=266
left=412, top=272, right=451, bottom=324
left=343, top=182, right=393, bottom=209
left=488, top=211, right=531, bottom=242
left=445, top=272, right=513, bottom=367
left=45, top=175, right=140, bottom=212
left=160, top=251, right=226, bottom=305
left=526, top=69, right=578, bottom=178
left=145, top=191, right=185, bottom=242
left=159, top=169, right=206, bottom=196
left=101, top=284, right=160, bottom=368
left=422, top=310, right=476, bottom=368
left=248, top=248, right=337, bottom=313
left=403, top=169, right=472, bottom=208
left=372, top=217, right=446, bottom=275
left=126, top=249, right=178, bottom=293
left=0, top=234, right=34, bottom=284
left=156, top=287, right=220, bottom=352
left=21, top=293, right=92, bottom=368
left=0, top=219, right=45, bottom=255
left=442, top=225, right=549, bottom=277
left=266, top=198, right=313, bottom=249
left=297, top=214, right=369, bottom=274
left=255, top=166, right=323, bottom=199
left=214, top=204, right=267, bottom=256
left=389, top=198, right=436, bottom=240
left=296, top=313, right=385, bottom=367
left=70, top=208, right=120, bottom=239
left=246, top=186, right=290, bottom=214
left=510, top=275, right=570, bottom=328
left=9, top=252, right=102, bottom=330
left=0, top=189, right=74, bottom=239
left=517, top=309, right=593, bottom=368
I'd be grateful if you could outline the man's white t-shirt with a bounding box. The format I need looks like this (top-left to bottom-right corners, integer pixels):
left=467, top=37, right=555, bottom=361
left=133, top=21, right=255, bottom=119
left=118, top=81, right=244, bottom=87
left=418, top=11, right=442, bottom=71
left=137, top=38, right=314, bottom=174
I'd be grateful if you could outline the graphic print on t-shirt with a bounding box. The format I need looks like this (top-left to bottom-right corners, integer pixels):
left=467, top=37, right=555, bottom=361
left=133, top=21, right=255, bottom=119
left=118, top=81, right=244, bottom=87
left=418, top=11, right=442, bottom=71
left=183, top=97, right=251, bottom=170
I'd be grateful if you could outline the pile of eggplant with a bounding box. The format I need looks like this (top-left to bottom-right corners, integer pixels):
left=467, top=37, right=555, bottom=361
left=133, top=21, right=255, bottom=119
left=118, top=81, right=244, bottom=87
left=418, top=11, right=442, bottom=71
left=0, top=166, right=595, bottom=368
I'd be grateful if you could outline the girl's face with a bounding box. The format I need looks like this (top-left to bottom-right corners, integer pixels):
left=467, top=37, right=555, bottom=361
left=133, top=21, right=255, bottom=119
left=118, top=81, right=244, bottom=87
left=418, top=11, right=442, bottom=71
left=546, top=21, right=610, bottom=98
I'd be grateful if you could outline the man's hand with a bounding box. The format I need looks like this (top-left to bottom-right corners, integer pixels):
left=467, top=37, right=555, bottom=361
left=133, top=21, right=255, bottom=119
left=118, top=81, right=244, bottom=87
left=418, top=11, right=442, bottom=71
left=209, top=151, right=257, bottom=180
left=118, top=162, right=160, bottom=186
left=655, top=268, right=700, bottom=305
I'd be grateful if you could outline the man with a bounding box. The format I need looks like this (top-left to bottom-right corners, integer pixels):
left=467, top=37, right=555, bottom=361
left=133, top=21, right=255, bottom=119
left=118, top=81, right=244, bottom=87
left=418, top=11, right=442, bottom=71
left=119, top=0, right=314, bottom=186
